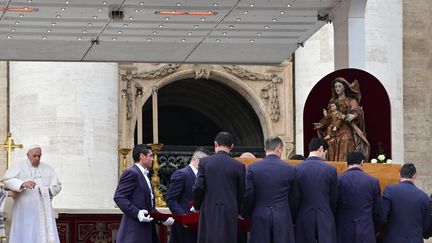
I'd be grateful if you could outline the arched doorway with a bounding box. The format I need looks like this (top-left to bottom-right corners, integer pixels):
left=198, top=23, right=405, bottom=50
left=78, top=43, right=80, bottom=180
left=139, top=78, right=264, bottom=147
left=135, top=78, right=265, bottom=194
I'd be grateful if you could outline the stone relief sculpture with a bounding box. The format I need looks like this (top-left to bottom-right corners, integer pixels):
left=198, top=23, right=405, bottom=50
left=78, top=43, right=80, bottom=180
left=120, top=64, right=287, bottom=125
left=133, top=64, right=181, bottom=80
left=194, top=64, right=212, bottom=79
left=120, top=70, right=135, bottom=120
left=261, top=74, right=281, bottom=121
left=222, top=65, right=281, bottom=122
left=313, top=77, right=370, bottom=161
left=120, top=64, right=181, bottom=120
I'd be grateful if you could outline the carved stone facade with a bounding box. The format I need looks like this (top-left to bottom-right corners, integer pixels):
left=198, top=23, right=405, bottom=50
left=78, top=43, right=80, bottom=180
left=118, top=62, right=294, bottom=160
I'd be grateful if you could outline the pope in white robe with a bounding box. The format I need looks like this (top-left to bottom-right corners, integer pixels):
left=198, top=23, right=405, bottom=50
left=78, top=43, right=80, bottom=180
left=1, top=145, right=62, bottom=243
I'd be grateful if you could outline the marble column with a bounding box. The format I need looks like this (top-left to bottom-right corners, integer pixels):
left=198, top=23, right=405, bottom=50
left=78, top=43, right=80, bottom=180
left=332, top=0, right=367, bottom=70
left=9, top=62, right=118, bottom=209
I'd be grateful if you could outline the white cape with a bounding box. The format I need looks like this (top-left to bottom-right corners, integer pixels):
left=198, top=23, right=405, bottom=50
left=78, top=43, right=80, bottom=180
left=1, top=159, right=61, bottom=243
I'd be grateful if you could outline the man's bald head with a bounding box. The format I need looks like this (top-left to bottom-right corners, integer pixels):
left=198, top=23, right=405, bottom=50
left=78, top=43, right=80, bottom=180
left=239, top=152, right=256, bottom=159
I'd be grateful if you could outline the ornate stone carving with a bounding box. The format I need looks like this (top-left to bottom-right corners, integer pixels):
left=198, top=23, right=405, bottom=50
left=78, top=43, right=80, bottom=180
left=194, top=64, right=212, bottom=79
left=261, top=74, right=281, bottom=122
left=133, top=64, right=181, bottom=80
left=120, top=65, right=180, bottom=120
left=121, top=70, right=135, bottom=120
left=222, top=65, right=282, bottom=122
left=285, top=141, right=294, bottom=158
left=222, top=65, right=268, bottom=81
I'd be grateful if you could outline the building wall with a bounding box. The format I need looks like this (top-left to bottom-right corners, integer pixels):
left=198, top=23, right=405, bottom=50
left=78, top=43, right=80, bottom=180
left=9, top=62, right=119, bottom=209
left=119, top=63, right=295, bottom=157
left=365, top=0, right=404, bottom=163
left=294, top=24, right=335, bottom=156
left=403, top=0, right=432, bottom=195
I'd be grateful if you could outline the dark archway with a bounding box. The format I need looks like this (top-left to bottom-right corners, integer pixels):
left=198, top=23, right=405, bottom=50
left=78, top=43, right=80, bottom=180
left=303, top=69, right=391, bottom=161
left=138, top=78, right=264, bottom=148
left=136, top=78, right=265, bottom=195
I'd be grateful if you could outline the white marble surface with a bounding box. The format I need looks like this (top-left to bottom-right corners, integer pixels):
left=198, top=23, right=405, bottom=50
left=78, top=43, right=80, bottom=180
left=294, top=24, right=335, bottom=155
left=9, top=62, right=119, bottom=209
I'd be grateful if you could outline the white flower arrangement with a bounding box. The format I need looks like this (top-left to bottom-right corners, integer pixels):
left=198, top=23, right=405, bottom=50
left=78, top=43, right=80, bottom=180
left=371, top=154, right=392, bottom=164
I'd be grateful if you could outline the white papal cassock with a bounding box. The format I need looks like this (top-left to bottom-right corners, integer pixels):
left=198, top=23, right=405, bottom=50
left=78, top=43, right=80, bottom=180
left=1, top=159, right=61, bottom=243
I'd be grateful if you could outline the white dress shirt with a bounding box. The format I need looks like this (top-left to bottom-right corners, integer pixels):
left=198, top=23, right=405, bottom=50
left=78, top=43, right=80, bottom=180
left=136, top=163, right=154, bottom=207
left=189, top=164, right=198, bottom=176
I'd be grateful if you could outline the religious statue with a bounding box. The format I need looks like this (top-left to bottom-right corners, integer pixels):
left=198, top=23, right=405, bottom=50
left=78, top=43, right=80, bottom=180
left=313, top=77, right=370, bottom=161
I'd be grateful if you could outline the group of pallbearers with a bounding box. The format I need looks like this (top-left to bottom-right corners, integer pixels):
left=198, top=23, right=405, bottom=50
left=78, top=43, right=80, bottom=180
left=114, top=132, right=432, bottom=243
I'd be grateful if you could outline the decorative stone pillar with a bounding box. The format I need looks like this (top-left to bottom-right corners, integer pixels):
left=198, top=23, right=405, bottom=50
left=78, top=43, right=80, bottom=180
left=9, top=62, right=118, bottom=209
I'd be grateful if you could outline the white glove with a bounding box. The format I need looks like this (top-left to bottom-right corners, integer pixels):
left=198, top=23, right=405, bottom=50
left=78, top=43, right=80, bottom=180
left=190, top=206, right=198, bottom=213
left=137, top=209, right=153, bottom=222
left=163, top=217, right=174, bottom=226
left=238, top=215, right=245, bottom=220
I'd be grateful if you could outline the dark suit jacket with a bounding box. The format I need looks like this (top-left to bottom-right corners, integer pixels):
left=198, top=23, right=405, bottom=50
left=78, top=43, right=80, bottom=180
left=241, top=154, right=297, bottom=243
left=428, top=197, right=432, bottom=238
left=294, top=156, right=338, bottom=243
left=114, top=164, right=158, bottom=243
left=336, top=167, right=381, bottom=243
left=193, top=151, right=246, bottom=243
left=380, top=180, right=430, bottom=243
left=166, top=166, right=197, bottom=243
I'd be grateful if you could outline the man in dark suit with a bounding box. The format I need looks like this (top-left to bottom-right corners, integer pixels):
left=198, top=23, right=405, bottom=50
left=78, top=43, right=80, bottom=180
left=380, top=163, right=431, bottom=243
left=193, top=131, right=246, bottom=243
left=336, top=151, right=381, bottom=243
left=241, top=136, right=297, bottom=243
left=114, top=144, right=173, bottom=243
left=166, top=147, right=210, bottom=243
left=295, top=137, right=338, bottom=243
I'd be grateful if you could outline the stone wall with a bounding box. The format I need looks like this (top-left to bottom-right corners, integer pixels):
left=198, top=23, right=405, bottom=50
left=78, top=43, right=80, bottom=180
left=403, top=0, right=432, bottom=195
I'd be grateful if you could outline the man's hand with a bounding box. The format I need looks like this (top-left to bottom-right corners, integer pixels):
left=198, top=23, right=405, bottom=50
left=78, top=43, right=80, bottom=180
left=163, top=217, right=174, bottom=226
left=21, top=180, right=36, bottom=189
left=137, top=209, right=153, bottom=222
